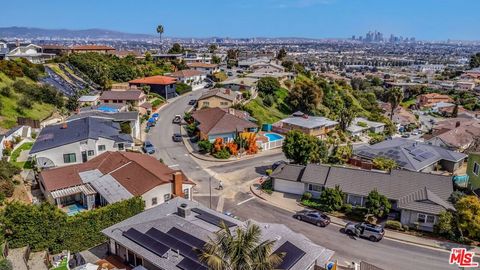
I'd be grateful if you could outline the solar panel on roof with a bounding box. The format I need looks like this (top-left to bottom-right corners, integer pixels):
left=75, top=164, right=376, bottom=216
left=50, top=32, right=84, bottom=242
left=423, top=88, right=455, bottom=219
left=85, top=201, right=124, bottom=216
left=122, top=228, right=169, bottom=257
left=177, top=257, right=207, bottom=270
left=274, top=241, right=306, bottom=270
left=191, top=208, right=236, bottom=227
left=167, top=227, right=206, bottom=248
left=410, top=149, right=424, bottom=155
left=146, top=228, right=200, bottom=262
left=413, top=156, right=424, bottom=162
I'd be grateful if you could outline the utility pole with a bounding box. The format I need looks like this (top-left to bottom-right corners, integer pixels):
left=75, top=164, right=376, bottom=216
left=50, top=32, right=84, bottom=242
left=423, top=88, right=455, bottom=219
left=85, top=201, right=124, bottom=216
left=209, top=176, right=212, bottom=209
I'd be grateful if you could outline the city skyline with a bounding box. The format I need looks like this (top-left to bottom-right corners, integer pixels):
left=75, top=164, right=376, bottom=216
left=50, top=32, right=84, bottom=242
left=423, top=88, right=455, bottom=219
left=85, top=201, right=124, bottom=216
left=1, top=0, right=479, bottom=41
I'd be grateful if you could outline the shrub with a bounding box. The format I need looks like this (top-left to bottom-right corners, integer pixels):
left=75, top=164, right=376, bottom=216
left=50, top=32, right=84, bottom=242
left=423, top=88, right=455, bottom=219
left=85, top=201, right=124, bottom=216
left=213, top=148, right=231, bottom=159
left=341, top=203, right=353, bottom=214
left=386, top=220, right=403, bottom=231
left=175, top=82, right=192, bottom=95
left=319, top=186, right=345, bottom=211
left=2, top=149, right=11, bottom=157
left=261, top=178, right=273, bottom=194
left=0, top=181, right=14, bottom=197
left=302, top=192, right=313, bottom=201
left=0, top=86, right=12, bottom=97
left=198, top=140, right=212, bottom=153
left=31, top=132, right=37, bottom=139
left=403, top=225, right=409, bottom=231
left=265, top=169, right=273, bottom=176
left=151, top=99, right=163, bottom=108
left=120, top=122, right=131, bottom=134
left=263, top=94, right=275, bottom=107
left=18, top=97, right=33, bottom=109
left=0, top=259, right=12, bottom=270
left=346, top=206, right=369, bottom=221
left=186, top=123, right=197, bottom=136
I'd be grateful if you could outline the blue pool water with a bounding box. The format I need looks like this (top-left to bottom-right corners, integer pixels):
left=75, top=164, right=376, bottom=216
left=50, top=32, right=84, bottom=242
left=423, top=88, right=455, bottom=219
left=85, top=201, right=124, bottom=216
left=265, top=133, right=284, bottom=142
left=66, top=204, right=87, bottom=216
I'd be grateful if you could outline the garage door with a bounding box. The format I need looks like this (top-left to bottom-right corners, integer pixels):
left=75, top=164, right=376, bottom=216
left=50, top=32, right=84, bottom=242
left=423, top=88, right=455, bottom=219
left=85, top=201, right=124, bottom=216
left=274, top=179, right=305, bottom=195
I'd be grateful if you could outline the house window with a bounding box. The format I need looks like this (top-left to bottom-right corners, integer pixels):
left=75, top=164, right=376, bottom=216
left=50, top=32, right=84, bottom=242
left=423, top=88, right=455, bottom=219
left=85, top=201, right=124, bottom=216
left=63, top=153, right=76, bottom=163
left=118, top=143, right=124, bottom=150
left=417, top=213, right=435, bottom=224
left=151, top=197, right=158, bottom=206
left=98, top=145, right=106, bottom=151
left=347, top=194, right=363, bottom=206
left=164, top=194, right=171, bottom=202
left=183, top=188, right=189, bottom=199
left=474, top=162, right=479, bottom=176
left=308, top=184, right=322, bottom=193
left=220, top=102, right=229, bottom=106
left=202, top=101, right=210, bottom=107
left=87, top=150, right=95, bottom=156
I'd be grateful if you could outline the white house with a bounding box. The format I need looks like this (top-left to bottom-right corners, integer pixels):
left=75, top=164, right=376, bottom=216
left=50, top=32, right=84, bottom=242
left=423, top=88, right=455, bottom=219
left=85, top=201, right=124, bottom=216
left=38, top=151, right=195, bottom=211
left=167, top=69, right=206, bottom=90
left=187, top=62, right=220, bottom=76
left=347, top=117, right=385, bottom=136
left=6, top=44, right=55, bottom=64
left=30, top=117, right=133, bottom=168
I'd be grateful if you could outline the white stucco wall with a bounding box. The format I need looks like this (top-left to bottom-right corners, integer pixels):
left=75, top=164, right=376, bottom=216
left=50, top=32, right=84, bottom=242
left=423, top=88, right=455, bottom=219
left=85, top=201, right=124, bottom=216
left=32, top=137, right=126, bottom=168
left=142, top=183, right=194, bottom=209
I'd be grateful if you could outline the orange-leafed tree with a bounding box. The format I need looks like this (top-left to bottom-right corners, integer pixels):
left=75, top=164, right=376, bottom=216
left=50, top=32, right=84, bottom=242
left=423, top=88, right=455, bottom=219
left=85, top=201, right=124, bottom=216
left=213, top=138, right=224, bottom=153
left=226, top=141, right=238, bottom=156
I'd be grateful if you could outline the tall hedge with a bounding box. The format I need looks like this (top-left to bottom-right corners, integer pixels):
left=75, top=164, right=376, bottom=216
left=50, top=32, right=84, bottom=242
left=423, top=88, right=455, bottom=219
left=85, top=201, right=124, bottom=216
left=1, top=197, right=144, bottom=253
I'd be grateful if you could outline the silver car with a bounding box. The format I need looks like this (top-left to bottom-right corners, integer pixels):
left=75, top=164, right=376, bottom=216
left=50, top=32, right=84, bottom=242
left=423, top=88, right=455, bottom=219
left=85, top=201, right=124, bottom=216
left=344, top=222, right=384, bottom=242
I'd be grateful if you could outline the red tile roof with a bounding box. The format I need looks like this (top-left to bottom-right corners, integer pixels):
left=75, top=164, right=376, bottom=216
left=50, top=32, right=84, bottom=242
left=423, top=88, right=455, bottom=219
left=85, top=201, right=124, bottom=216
left=71, top=45, right=115, bottom=51
left=187, top=62, right=218, bottom=68
left=129, top=75, right=177, bottom=85
left=39, top=151, right=195, bottom=194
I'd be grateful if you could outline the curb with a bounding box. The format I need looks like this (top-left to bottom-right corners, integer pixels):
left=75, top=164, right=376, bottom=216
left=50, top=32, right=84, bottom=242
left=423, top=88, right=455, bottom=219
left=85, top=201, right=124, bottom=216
left=248, top=184, right=476, bottom=254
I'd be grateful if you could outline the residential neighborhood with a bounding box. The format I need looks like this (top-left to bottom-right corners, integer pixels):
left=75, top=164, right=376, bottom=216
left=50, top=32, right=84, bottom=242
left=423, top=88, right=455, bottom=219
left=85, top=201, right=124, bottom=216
left=0, top=1, right=480, bottom=270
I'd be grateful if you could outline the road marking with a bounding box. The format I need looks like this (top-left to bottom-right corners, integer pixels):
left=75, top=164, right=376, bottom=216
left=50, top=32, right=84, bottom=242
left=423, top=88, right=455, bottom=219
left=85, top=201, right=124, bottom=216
left=237, top=197, right=255, bottom=206
left=216, top=196, right=225, bottom=212
left=168, top=164, right=179, bottom=168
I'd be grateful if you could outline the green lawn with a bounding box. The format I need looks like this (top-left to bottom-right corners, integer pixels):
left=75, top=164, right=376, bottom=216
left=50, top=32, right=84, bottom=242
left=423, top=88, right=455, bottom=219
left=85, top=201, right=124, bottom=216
left=10, top=142, right=34, bottom=169
left=245, top=88, right=290, bottom=125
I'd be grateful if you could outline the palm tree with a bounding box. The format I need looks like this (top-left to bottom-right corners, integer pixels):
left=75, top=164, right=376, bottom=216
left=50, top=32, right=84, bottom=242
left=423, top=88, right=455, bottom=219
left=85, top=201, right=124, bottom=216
left=156, top=24, right=164, bottom=52
left=197, top=221, right=285, bottom=270
left=386, top=87, right=404, bottom=121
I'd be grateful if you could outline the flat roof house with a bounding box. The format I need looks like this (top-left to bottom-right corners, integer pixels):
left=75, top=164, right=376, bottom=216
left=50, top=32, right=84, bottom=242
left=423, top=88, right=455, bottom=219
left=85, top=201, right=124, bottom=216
left=273, top=112, right=338, bottom=139
left=99, top=90, right=150, bottom=114
left=271, top=163, right=454, bottom=231
left=6, top=44, right=55, bottom=64
left=347, top=117, right=385, bottom=137
left=30, top=117, right=133, bottom=168
left=102, top=197, right=334, bottom=270
left=192, top=107, right=257, bottom=142
left=129, top=75, right=177, bottom=99
left=39, top=151, right=195, bottom=213
left=354, top=138, right=467, bottom=173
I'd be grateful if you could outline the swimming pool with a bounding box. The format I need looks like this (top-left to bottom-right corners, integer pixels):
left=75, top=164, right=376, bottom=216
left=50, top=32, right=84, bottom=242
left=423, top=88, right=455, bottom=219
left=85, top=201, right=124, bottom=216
left=65, top=204, right=87, bottom=216
left=264, top=133, right=284, bottom=142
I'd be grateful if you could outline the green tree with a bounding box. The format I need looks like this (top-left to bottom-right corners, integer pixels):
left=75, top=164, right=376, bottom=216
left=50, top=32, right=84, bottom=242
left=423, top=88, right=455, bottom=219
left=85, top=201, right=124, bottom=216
left=227, top=49, right=238, bottom=60
left=386, top=87, right=404, bottom=121
left=365, top=189, right=391, bottom=218
left=319, top=186, right=345, bottom=211
left=0, top=259, right=13, bottom=270
left=456, top=195, right=480, bottom=240
left=287, top=80, right=322, bottom=114
left=435, top=211, right=454, bottom=237
left=282, top=130, right=327, bottom=165
left=168, top=43, right=184, bottom=54
left=469, top=52, right=480, bottom=68
left=156, top=24, right=164, bottom=52
left=281, top=60, right=294, bottom=72
left=277, top=48, right=287, bottom=60
left=66, top=94, right=79, bottom=111
left=338, top=95, right=357, bottom=132
left=197, top=221, right=284, bottom=270
left=372, top=157, right=397, bottom=171
left=257, top=77, right=280, bottom=95
left=330, top=144, right=353, bottom=164
left=209, top=44, right=218, bottom=54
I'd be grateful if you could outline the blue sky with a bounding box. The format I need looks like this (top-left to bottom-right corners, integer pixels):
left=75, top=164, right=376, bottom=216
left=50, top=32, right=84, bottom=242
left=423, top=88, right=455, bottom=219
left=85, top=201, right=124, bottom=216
left=1, top=0, right=479, bottom=40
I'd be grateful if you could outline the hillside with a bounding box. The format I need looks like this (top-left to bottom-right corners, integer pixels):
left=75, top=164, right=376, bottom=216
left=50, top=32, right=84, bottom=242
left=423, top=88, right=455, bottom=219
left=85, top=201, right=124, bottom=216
left=0, top=26, right=153, bottom=40
left=0, top=73, right=56, bottom=129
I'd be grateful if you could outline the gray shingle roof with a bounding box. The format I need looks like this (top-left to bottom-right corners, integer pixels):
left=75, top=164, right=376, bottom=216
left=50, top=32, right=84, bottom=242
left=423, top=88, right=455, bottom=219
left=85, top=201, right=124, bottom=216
left=271, top=163, right=454, bottom=215
left=102, top=197, right=333, bottom=270
left=280, top=116, right=338, bottom=129
left=31, top=117, right=133, bottom=154
left=68, top=111, right=138, bottom=122
left=354, top=138, right=467, bottom=172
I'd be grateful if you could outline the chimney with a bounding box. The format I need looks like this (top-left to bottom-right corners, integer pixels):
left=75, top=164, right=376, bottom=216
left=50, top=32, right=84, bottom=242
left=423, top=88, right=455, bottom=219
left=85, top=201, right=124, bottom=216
left=172, top=172, right=184, bottom=198
left=455, top=121, right=461, bottom=128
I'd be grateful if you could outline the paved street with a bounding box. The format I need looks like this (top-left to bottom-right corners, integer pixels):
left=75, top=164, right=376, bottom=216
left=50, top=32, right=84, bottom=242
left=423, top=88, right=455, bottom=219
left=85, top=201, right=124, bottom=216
left=148, top=92, right=468, bottom=270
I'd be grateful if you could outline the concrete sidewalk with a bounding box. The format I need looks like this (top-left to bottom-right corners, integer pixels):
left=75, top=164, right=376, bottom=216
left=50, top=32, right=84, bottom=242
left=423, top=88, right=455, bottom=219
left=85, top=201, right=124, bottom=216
left=250, top=182, right=480, bottom=254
